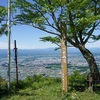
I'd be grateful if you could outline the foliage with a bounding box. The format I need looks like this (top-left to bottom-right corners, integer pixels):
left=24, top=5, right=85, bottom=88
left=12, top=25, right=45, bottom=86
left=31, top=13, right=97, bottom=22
left=62, top=90, right=100, bottom=100
left=0, top=6, right=7, bottom=21
left=0, top=77, right=7, bottom=96
left=13, top=0, right=100, bottom=43
left=10, top=80, right=27, bottom=91
left=0, top=77, right=7, bottom=89
left=40, top=36, right=60, bottom=45
left=0, top=6, right=7, bottom=35
left=40, top=36, right=61, bottom=50
left=68, top=71, right=88, bottom=91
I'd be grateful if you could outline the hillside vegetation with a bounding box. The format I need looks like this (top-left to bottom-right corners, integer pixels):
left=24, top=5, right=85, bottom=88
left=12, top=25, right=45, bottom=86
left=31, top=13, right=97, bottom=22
left=0, top=71, right=100, bottom=100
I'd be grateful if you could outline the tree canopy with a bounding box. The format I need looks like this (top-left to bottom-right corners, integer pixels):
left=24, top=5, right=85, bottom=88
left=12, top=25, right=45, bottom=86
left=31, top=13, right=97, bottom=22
left=13, top=0, right=100, bottom=76
left=13, top=0, right=100, bottom=47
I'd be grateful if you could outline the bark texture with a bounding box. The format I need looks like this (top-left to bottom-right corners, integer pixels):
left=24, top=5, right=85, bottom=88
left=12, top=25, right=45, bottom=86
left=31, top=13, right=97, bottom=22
left=78, top=44, right=100, bottom=80
left=60, top=22, right=68, bottom=93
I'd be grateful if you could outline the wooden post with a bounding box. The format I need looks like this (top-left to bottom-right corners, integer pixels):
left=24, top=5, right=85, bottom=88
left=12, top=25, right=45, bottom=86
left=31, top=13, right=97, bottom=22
left=60, top=22, right=68, bottom=93
left=14, top=40, right=18, bottom=85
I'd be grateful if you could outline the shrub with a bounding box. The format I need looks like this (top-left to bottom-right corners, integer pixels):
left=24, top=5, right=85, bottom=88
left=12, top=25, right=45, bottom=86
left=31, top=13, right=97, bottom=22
left=0, top=77, right=7, bottom=90
left=0, top=77, right=7, bottom=95
left=11, top=80, right=27, bottom=90
left=32, top=75, right=43, bottom=82
left=68, top=71, right=88, bottom=91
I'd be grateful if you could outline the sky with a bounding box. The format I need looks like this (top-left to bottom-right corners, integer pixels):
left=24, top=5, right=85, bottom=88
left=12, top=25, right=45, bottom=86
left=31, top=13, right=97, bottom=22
left=0, top=0, right=100, bottom=49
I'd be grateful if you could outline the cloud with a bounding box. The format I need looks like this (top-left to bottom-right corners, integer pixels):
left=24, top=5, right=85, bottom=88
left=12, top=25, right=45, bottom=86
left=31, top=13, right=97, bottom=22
left=86, top=41, right=100, bottom=48
left=0, top=42, right=13, bottom=49
left=0, top=42, right=8, bottom=49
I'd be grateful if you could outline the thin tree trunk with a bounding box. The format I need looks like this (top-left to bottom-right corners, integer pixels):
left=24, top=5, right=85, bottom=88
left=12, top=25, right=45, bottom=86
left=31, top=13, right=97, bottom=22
left=78, top=44, right=100, bottom=80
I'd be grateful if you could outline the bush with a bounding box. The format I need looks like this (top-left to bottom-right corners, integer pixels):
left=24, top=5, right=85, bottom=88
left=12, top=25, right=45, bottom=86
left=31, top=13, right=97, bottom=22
left=11, top=80, right=27, bottom=90
left=0, top=77, right=7, bottom=96
left=68, top=71, right=88, bottom=91
left=0, top=77, right=7, bottom=90
left=32, top=75, right=43, bottom=82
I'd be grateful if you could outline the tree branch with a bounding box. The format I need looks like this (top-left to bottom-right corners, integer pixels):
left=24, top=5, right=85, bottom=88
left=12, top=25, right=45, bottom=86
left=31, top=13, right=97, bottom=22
left=83, top=24, right=95, bottom=44
left=16, top=21, right=60, bottom=36
left=78, top=30, right=84, bottom=44
left=37, top=10, right=58, bottom=31
left=47, top=0, right=60, bottom=29
left=67, top=37, right=78, bottom=47
left=32, top=24, right=60, bottom=36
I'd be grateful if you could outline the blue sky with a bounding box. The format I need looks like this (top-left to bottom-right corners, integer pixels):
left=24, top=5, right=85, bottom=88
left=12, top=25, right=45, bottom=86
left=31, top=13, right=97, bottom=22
left=0, top=0, right=100, bottom=49
left=0, top=25, right=57, bottom=49
left=0, top=0, right=57, bottom=49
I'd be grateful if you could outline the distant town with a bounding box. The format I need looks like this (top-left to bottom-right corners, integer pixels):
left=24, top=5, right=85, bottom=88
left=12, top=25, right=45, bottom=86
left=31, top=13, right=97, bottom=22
left=0, top=49, right=100, bottom=80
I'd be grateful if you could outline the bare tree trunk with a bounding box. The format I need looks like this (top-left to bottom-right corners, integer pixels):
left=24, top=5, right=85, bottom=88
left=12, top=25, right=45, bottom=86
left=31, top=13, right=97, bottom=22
left=78, top=44, right=100, bottom=80
left=61, top=36, right=68, bottom=93
left=60, top=22, right=68, bottom=93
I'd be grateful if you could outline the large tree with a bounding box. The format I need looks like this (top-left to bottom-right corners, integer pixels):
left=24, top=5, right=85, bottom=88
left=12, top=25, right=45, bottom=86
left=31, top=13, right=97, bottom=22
left=13, top=0, right=100, bottom=79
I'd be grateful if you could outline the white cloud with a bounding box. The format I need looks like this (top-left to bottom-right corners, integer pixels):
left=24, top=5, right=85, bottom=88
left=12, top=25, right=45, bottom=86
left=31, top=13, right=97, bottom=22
left=0, top=42, right=56, bottom=49
left=86, top=41, right=100, bottom=48
left=0, top=42, right=31, bottom=49
left=0, top=42, right=14, bottom=49
left=17, top=44, right=56, bottom=49
left=0, top=42, right=8, bottom=49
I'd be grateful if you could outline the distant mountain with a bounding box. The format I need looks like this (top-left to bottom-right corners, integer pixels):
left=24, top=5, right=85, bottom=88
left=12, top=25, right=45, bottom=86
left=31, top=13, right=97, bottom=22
left=68, top=47, right=100, bottom=54
left=0, top=47, right=100, bottom=56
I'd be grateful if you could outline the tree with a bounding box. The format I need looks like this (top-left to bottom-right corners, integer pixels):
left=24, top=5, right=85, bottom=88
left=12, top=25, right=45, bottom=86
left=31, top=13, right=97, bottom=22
left=13, top=0, right=100, bottom=91
left=0, top=6, right=7, bottom=35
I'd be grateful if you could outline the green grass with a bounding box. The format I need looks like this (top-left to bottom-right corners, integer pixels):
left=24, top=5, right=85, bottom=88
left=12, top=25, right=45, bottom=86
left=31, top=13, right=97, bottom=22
left=0, top=73, right=100, bottom=100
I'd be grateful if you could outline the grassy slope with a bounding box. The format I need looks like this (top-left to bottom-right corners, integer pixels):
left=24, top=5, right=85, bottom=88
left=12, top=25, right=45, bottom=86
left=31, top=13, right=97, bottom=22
left=0, top=74, right=100, bottom=100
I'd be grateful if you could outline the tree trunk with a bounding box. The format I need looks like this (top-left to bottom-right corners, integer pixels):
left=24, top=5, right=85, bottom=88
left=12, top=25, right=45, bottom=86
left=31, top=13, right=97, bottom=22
left=78, top=44, right=100, bottom=80
left=60, top=22, right=68, bottom=93
left=61, top=36, right=68, bottom=93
